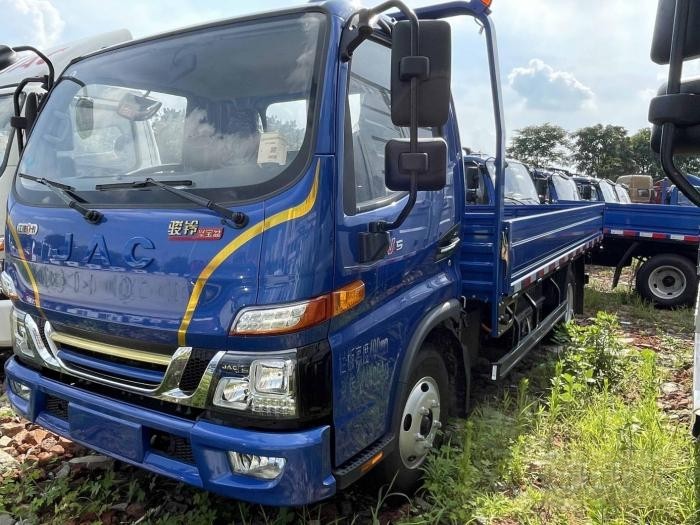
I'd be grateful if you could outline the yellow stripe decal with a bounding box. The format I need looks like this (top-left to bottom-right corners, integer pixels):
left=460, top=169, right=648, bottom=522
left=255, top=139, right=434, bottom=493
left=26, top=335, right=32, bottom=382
left=177, top=161, right=321, bottom=346
left=7, top=218, right=42, bottom=309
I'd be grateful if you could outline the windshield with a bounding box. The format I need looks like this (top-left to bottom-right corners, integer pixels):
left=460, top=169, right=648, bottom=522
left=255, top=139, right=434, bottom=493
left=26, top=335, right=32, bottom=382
left=551, top=174, right=579, bottom=201
left=16, top=13, right=326, bottom=206
left=0, top=95, right=13, bottom=162
left=486, top=160, right=540, bottom=204
left=598, top=180, right=619, bottom=202
left=615, top=184, right=631, bottom=203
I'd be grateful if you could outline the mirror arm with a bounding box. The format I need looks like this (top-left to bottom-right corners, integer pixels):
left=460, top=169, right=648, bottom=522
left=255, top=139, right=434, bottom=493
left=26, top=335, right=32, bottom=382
left=660, top=123, right=700, bottom=206
left=12, top=45, right=54, bottom=90
left=658, top=0, right=700, bottom=206
left=12, top=76, right=44, bottom=151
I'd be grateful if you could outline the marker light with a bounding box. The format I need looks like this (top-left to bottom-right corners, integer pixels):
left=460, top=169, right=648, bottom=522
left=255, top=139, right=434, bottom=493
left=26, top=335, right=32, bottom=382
left=231, top=281, right=365, bottom=336
left=0, top=235, right=5, bottom=252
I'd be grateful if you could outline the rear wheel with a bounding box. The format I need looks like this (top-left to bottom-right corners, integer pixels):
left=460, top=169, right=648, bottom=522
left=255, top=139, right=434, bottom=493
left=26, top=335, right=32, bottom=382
left=563, top=279, right=575, bottom=323
left=636, top=254, right=697, bottom=308
left=370, top=346, right=449, bottom=493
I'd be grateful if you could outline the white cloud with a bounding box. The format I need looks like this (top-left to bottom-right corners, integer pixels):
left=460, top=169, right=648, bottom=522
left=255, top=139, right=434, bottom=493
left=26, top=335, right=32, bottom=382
left=3, top=0, right=64, bottom=48
left=508, top=59, right=595, bottom=112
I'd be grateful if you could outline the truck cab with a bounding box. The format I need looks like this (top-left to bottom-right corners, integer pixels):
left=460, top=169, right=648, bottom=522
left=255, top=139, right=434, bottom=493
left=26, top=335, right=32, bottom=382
left=3, top=1, right=604, bottom=505
left=464, top=153, right=541, bottom=205
left=574, top=175, right=620, bottom=203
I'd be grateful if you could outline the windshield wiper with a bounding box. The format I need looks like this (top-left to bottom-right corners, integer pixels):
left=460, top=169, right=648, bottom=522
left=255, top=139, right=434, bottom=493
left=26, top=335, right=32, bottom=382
left=19, top=173, right=103, bottom=224
left=96, top=178, right=248, bottom=228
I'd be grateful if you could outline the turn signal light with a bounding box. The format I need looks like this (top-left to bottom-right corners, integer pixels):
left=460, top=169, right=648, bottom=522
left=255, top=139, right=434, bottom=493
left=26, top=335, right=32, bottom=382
left=332, top=280, right=365, bottom=316
left=231, top=281, right=365, bottom=335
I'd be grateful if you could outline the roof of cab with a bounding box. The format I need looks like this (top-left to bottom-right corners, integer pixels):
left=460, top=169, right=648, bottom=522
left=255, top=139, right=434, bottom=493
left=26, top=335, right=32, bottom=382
left=0, top=29, right=132, bottom=95
left=61, top=1, right=359, bottom=69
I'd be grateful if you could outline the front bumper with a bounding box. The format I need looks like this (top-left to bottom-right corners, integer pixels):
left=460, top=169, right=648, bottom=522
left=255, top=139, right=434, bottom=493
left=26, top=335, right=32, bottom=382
left=5, top=357, right=335, bottom=506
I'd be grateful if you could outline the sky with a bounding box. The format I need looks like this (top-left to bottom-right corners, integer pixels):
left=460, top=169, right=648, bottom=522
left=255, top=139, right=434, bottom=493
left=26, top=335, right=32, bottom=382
left=0, top=0, right=687, bottom=154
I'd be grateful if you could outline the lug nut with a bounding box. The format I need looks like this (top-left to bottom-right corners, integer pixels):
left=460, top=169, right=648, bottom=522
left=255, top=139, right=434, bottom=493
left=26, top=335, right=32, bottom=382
left=415, top=433, right=426, bottom=442
left=419, top=407, right=430, bottom=416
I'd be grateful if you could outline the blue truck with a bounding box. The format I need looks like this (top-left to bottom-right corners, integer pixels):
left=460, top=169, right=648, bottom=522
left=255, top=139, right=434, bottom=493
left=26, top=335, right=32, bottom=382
left=591, top=202, right=700, bottom=307
left=2, top=0, right=605, bottom=505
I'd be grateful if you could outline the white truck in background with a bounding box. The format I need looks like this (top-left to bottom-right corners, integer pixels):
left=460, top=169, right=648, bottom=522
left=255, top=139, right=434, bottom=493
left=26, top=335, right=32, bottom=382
left=0, top=30, right=132, bottom=347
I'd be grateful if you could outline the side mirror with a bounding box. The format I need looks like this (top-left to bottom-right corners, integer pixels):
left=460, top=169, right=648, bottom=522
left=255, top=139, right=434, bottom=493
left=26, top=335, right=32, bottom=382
left=385, top=19, right=451, bottom=194
left=391, top=20, right=451, bottom=127
left=651, top=0, right=700, bottom=64
left=24, top=92, right=39, bottom=136
left=650, top=78, right=700, bottom=154
left=385, top=139, right=447, bottom=192
left=0, top=45, right=17, bottom=71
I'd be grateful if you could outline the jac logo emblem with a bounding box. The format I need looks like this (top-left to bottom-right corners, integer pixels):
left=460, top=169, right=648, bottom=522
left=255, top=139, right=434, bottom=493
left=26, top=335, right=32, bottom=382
left=16, top=223, right=38, bottom=235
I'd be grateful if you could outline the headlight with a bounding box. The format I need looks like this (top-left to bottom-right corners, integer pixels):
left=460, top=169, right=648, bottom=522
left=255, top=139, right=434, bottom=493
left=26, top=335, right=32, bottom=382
left=1, top=270, right=18, bottom=300
left=230, top=281, right=365, bottom=336
left=213, top=353, right=297, bottom=417
left=210, top=342, right=332, bottom=426
left=231, top=298, right=329, bottom=335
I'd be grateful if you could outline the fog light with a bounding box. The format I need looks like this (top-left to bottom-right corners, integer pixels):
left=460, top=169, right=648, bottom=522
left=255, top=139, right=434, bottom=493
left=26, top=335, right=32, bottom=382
left=228, top=451, right=286, bottom=480
left=9, top=379, right=31, bottom=401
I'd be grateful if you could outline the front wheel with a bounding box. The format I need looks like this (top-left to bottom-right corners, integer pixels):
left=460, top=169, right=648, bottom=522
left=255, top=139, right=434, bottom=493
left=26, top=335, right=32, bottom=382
left=636, top=254, right=698, bottom=308
left=369, top=346, right=449, bottom=493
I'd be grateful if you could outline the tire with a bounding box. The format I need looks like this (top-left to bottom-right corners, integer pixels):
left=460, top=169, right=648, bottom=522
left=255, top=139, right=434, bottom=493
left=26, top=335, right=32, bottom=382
left=369, top=345, right=449, bottom=494
left=563, top=275, right=576, bottom=323
left=636, top=254, right=698, bottom=308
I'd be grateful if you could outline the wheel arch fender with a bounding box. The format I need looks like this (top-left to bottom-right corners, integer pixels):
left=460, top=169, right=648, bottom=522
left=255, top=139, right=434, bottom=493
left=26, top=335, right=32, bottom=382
left=390, top=299, right=465, bottom=432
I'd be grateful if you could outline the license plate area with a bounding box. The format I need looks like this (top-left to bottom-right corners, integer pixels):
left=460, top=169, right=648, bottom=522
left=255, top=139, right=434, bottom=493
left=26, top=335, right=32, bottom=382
left=69, top=404, right=145, bottom=462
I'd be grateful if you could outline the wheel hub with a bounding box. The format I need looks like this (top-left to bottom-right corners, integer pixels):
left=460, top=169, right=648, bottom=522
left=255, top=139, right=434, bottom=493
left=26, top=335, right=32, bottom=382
left=648, top=265, right=686, bottom=300
left=399, top=376, right=441, bottom=469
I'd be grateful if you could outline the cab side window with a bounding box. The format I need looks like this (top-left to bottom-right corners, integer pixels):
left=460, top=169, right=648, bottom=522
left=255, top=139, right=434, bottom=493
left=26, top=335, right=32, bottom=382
left=345, top=39, right=436, bottom=214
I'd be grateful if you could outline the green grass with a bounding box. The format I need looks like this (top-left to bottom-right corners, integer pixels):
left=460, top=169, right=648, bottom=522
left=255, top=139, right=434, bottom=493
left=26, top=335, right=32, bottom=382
left=408, top=312, right=697, bottom=524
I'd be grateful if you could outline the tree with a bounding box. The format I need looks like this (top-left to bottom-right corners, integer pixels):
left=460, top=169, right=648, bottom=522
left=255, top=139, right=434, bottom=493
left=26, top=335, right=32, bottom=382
left=628, top=128, right=662, bottom=177
left=570, top=124, right=634, bottom=179
left=507, top=123, right=569, bottom=168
